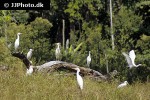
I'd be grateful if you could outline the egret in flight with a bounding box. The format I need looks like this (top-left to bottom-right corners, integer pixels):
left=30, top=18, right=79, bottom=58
left=26, top=65, right=34, bottom=76
left=73, top=67, right=83, bottom=90
left=27, top=49, right=33, bottom=60
left=14, top=33, right=22, bottom=51
left=122, top=50, right=142, bottom=68
left=55, top=43, right=61, bottom=60
left=87, top=51, right=91, bottom=67
left=117, top=81, right=128, bottom=88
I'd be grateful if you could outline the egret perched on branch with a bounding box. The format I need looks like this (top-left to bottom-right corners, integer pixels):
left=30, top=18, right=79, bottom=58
left=117, top=81, right=128, bottom=88
left=27, top=49, right=33, bottom=60
left=66, top=39, right=69, bottom=50
left=14, top=33, right=22, bottom=51
left=87, top=51, right=91, bottom=67
left=122, top=50, right=142, bottom=68
left=26, top=65, right=34, bottom=76
left=55, top=43, right=61, bottom=60
left=73, top=67, right=83, bottom=90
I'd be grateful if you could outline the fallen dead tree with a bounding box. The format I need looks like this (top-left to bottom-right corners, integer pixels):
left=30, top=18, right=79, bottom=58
left=12, top=52, right=118, bottom=81
left=36, top=61, right=101, bottom=76
left=12, top=52, right=31, bottom=69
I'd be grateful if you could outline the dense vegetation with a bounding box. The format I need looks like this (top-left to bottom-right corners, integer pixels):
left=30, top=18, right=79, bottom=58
left=0, top=0, right=150, bottom=84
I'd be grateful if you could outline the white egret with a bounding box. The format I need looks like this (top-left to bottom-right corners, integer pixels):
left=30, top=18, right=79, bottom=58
left=122, top=50, right=142, bottom=68
left=66, top=39, right=69, bottom=49
left=117, top=81, right=128, bottom=88
left=87, top=51, right=91, bottom=67
left=73, top=67, right=83, bottom=90
left=14, top=33, right=22, bottom=51
left=55, top=43, right=61, bottom=60
left=27, top=49, right=33, bottom=60
left=26, top=65, right=34, bottom=76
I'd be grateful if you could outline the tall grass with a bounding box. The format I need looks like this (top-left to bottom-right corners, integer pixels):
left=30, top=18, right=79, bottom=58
left=0, top=69, right=150, bottom=100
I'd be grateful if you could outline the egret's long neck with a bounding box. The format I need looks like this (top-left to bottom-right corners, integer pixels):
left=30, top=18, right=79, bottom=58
left=131, top=60, right=136, bottom=67
left=89, top=52, right=91, bottom=57
left=17, top=34, right=20, bottom=40
left=29, top=65, right=33, bottom=68
left=28, top=66, right=31, bottom=69
left=30, top=50, right=32, bottom=53
left=57, top=44, right=60, bottom=49
left=76, top=70, right=80, bottom=75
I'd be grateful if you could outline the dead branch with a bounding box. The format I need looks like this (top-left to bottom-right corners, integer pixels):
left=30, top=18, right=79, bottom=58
left=11, top=52, right=111, bottom=81
left=35, top=61, right=108, bottom=80
left=12, top=52, right=31, bottom=69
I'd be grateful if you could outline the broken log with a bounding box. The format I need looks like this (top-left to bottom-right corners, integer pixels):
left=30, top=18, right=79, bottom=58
left=12, top=52, right=114, bottom=81
left=36, top=61, right=106, bottom=78
left=12, top=52, right=31, bottom=69
left=35, top=61, right=109, bottom=81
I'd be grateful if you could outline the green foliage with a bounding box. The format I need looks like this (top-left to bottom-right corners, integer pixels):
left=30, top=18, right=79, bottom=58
left=65, top=1, right=82, bottom=21
left=63, top=42, right=83, bottom=65
left=136, top=34, right=150, bottom=67
left=10, top=10, right=29, bottom=24
left=6, top=17, right=53, bottom=64
left=7, top=23, right=26, bottom=42
left=74, top=42, right=83, bottom=53
left=0, top=38, right=10, bottom=62
left=26, top=17, right=52, bottom=64
left=140, top=34, right=150, bottom=42
left=135, top=1, right=150, bottom=34
left=29, top=17, right=52, bottom=35
left=114, top=6, right=143, bottom=50
left=65, top=0, right=102, bottom=22
left=0, top=10, right=11, bottom=37
left=0, top=37, right=23, bottom=69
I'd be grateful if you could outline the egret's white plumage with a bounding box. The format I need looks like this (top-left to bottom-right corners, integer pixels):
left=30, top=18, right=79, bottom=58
left=73, top=68, right=83, bottom=90
left=27, top=49, right=33, bottom=60
left=26, top=65, right=34, bottom=76
left=55, top=43, right=61, bottom=60
left=87, top=51, right=91, bottom=67
left=129, top=50, right=136, bottom=66
left=117, top=81, right=128, bottom=88
left=66, top=39, right=69, bottom=49
left=14, top=33, right=22, bottom=51
left=122, top=50, right=142, bottom=68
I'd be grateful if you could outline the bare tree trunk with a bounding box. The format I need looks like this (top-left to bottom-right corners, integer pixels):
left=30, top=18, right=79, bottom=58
left=62, top=19, right=65, bottom=49
left=109, top=0, right=115, bottom=50
left=12, top=52, right=31, bottom=69
left=3, top=11, right=8, bottom=46
left=105, top=53, right=109, bottom=74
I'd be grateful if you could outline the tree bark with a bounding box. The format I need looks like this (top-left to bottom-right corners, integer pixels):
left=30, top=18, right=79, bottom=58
left=62, top=19, right=65, bottom=49
left=12, top=52, right=112, bottom=81
left=109, top=0, right=115, bottom=50
left=12, top=52, right=31, bottom=69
